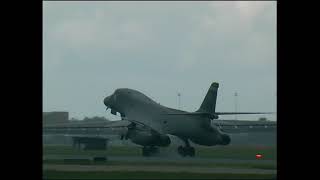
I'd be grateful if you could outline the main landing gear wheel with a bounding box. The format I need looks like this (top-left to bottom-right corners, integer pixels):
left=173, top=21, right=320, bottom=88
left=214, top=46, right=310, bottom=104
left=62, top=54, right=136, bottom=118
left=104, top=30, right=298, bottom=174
left=177, top=146, right=195, bottom=157
left=142, top=146, right=159, bottom=157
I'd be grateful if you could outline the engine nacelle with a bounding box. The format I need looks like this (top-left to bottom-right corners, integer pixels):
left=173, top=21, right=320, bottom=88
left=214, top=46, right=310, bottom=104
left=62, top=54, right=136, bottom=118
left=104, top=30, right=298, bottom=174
left=129, top=130, right=171, bottom=147
left=219, top=133, right=231, bottom=145
left=157, top=134, right=171, bottom=147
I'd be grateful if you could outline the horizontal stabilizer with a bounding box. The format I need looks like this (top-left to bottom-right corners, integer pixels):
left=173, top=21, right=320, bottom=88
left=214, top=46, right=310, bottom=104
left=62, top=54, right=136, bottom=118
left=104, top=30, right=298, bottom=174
left=165, top=112, right=209, bottom=116
left=216, top=112, right=274, bottom=115
left=165, top=112, right=219, bottom=119
left=164, top=111, right=274, bottom=120
left=165, top=112, right=274, bottom=116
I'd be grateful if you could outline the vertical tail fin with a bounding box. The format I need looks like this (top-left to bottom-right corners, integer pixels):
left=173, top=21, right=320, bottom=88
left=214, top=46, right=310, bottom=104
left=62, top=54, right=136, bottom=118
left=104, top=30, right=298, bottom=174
left=196, top=82, right=219, bottom=114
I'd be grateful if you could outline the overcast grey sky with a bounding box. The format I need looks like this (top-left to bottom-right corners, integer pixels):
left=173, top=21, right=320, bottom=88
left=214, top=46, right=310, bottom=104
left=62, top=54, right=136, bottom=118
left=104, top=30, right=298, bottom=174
left=43, top=1, right=276, bottom=121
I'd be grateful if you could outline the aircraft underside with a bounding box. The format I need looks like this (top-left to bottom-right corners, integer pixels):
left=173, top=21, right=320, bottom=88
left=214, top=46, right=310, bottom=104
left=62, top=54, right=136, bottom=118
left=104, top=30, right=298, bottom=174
left=139, top=140, right=196, bottom=157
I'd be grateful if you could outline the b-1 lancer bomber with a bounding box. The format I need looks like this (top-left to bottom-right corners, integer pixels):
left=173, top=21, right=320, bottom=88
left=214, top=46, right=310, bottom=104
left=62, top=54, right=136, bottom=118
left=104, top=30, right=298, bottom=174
left=100, top=82, right=273, bottom=157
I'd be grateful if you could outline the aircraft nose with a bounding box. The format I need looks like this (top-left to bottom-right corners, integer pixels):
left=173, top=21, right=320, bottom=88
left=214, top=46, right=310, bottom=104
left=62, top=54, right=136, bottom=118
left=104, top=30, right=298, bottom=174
left=104, top=95, right=111, bottom=107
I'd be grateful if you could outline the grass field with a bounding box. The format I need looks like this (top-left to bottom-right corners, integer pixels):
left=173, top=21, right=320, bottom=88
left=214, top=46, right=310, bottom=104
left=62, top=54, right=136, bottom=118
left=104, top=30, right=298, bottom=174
left=43, top=145, right=277, bottom=179
left=43, top=159, right=277, bottom=170
left=43, top=145, right=277, bottom=160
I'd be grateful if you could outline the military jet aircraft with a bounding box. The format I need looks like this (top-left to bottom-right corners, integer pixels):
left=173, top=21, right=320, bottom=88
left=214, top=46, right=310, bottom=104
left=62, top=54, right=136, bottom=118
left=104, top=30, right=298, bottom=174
left=100, top=82, right=273, bottom=157
left=44, top=82, right=275, bottom=156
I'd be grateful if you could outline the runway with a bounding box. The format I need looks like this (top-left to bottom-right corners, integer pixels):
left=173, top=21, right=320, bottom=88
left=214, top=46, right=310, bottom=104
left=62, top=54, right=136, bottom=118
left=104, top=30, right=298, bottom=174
left=43, top=155, right=276, bottom=175
left=44, top=164, right=276, bottom=174
left=44, top=155, right=275, bottom=165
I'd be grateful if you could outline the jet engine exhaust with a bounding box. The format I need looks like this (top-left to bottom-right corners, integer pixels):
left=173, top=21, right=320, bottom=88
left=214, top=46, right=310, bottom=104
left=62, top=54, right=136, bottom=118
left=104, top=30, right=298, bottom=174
left=220, top=134, right=231, bottom=145
left=158, top=135, right=171, bottom=147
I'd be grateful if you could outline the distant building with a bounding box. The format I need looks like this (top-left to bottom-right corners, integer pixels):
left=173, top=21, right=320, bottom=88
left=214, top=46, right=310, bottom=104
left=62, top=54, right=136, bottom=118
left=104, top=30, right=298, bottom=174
left=258, top=117, right=268, bottom=121
left=43, top=111, right=69, bottom=125
left=43, top=114, right=276, bottom=146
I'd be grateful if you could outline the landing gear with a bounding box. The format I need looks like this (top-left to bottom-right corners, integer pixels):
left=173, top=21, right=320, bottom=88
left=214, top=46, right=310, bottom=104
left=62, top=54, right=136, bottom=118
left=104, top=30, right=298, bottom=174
left=142, top=146, right=159, bottom=157
left=177, top=139, right=195, bottom=157
left=177, top=146, right=195, bottom=157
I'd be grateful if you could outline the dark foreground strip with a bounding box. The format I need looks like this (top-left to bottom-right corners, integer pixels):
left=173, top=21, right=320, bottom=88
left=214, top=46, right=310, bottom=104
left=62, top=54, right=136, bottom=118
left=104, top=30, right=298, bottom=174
left=43, top=164, right=276, bottom=174
left=43, top=170, right=277, bottom=179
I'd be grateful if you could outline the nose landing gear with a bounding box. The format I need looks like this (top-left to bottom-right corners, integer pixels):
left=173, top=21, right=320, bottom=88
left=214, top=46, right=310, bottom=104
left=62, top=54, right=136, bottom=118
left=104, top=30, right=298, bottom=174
left=177, top=139, right=195, bottom=157
left=177, top=146, right=195, bottom=157
left=142, top=146, right=159, bottom=157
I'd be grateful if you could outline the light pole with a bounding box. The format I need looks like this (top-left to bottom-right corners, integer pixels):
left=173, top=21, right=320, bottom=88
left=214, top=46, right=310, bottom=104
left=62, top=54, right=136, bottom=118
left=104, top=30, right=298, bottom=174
left=177, top=92, right=181, bottom=110
left=234, top=92, right=238, bottom=120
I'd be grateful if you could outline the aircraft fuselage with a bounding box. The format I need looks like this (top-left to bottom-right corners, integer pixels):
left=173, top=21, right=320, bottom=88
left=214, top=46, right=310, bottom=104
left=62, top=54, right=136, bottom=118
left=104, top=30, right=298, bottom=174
left=104, top=88, right=230, bottom=146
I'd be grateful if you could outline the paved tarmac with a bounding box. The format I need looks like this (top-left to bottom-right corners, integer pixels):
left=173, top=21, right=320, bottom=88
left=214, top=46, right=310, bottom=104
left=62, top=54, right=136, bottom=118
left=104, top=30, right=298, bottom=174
left=43, top=155, right=276, bottom=175
left=43, top=164, right=276, bottom=174
left=44, top=155, right=276, bottom=165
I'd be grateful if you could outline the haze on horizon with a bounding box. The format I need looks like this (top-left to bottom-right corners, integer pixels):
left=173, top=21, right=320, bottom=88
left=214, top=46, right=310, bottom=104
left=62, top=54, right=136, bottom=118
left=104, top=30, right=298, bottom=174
left=43, top=1, right=277, bottom=121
